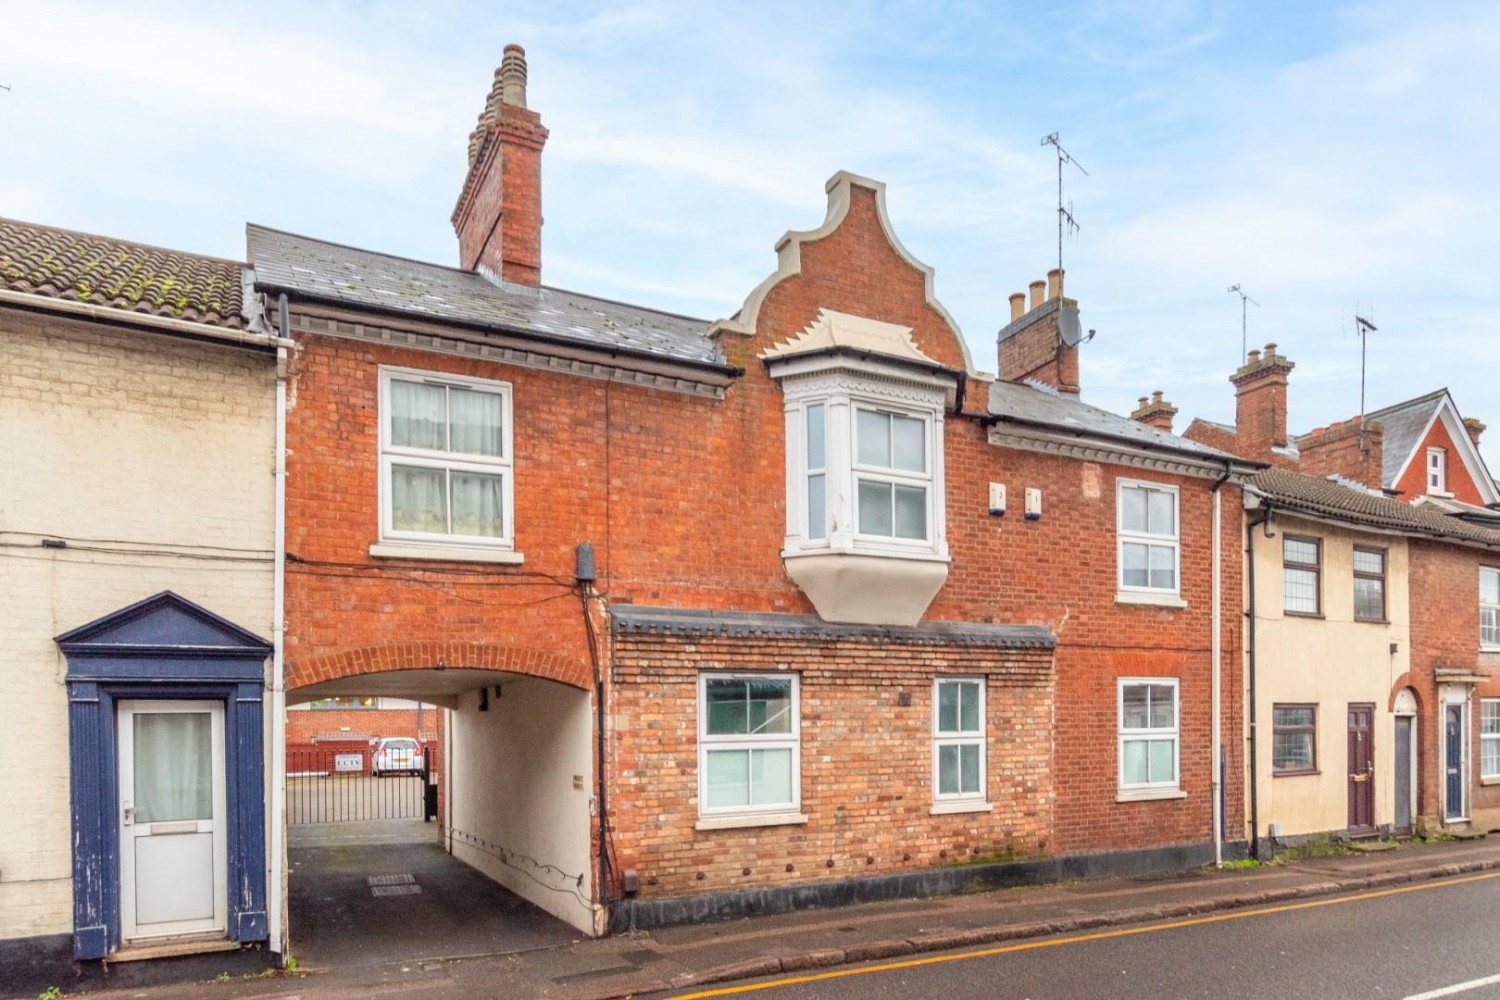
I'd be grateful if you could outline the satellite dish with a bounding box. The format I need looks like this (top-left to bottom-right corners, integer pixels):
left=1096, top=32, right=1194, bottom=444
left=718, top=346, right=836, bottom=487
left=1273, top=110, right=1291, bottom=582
left=1058, top=306, right=1083, bottom=347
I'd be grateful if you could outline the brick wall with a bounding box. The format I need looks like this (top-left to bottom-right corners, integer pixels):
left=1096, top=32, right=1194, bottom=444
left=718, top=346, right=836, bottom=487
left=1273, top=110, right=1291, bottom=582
left=285, top=176, right=1244, bottom=903
left=1298, top=421, right=1384, bottom=492
left=1408, top=541, right=1500, bottom=825
left=608, top=633, right=1053, bottom=897
left=1396, top=418, right=1487, bottom=506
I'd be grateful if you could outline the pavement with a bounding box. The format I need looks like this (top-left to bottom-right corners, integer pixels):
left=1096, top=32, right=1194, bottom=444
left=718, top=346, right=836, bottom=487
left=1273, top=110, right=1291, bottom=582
left=20, top=834, right=1499, bottom=1000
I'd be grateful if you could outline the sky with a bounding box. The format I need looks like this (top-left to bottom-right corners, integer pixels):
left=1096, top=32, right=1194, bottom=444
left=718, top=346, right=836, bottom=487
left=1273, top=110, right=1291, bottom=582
left=3, top=0, right=1498, bottom=471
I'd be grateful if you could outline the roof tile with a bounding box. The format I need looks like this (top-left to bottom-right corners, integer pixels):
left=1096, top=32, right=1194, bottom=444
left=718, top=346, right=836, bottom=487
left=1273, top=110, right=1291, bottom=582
left=0, top=217, right=246, bottom=328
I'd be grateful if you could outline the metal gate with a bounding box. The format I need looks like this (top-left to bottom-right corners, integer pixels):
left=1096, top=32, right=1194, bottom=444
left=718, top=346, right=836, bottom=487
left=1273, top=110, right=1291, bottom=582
left=287, top=744, right=436, bottom=825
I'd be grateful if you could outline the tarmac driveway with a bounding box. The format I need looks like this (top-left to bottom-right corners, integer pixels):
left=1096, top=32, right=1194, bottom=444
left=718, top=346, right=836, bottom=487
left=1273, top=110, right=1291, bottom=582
left=287, top=820, right=580, bottom=969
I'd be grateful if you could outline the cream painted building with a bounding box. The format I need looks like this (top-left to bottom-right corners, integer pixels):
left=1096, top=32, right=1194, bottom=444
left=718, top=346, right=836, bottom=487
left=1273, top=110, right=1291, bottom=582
left=0, top=219, right=288, bottom=974
left=1245, top=491, right=1412, bottom=843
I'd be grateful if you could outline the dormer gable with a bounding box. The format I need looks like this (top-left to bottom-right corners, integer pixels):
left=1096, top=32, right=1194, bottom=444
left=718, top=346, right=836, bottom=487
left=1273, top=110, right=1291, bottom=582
left=1376, top=390, right=1498, bottom=506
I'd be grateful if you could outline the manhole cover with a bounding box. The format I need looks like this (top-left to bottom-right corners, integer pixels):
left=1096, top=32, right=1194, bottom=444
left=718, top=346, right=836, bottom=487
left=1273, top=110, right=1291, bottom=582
left=368, top=874, right=416, bottom=886
left=372, top=884, right=422, bottom=897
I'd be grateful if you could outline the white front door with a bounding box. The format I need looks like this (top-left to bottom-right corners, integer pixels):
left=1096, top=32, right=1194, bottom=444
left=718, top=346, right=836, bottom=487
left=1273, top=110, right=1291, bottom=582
left=118, top=700, right=228, bottom=943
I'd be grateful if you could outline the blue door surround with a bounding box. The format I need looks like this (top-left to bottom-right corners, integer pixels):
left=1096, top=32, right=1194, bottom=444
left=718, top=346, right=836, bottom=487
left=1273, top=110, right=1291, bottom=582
left=56, top=591, right=272, bottom=961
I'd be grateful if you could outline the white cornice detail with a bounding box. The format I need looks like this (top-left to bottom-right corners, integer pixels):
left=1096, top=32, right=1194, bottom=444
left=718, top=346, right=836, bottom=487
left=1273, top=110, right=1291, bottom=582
left=292, top=309, right=728, bottom=399
left=988, top=425, right=1238, bottom=480
left=710, top=171, right=978, bottom=376
left=777, top=365, right=952, bottom=409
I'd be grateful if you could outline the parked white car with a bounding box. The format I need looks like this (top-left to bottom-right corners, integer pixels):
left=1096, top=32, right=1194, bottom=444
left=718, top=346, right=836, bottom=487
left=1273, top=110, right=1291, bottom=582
left=371, top=737, right=424, bottom=777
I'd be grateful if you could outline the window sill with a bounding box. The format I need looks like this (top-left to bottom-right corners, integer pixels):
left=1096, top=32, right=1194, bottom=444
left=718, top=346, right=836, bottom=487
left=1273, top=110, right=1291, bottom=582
left=695, top=812, right=808, bottom=831
left=1273, top=769, right=1320, bottom=778
left=1283, top=611, right=1324, bottom=619
left=1115, top=788, right=1188, bottom=803
left=1481, top=776, right=1500, bottom=787
left=369, top=542, right=525, bottom=565
left=1353, top=618, right=1390, bottom=626
left=1115, top=591, right=1187, bottom=609
left=929, top=800, right=993, bottom=816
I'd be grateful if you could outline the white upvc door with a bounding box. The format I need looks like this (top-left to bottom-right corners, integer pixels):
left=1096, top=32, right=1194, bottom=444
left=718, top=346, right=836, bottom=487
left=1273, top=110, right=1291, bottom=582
left=118, top=700, right=228, bottom=943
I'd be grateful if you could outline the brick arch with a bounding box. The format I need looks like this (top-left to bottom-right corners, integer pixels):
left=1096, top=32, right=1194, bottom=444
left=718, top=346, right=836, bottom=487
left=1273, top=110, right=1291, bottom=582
left=289, top=641, right=591, bottom=692
left=1388, top=673, right=1424, bottom=713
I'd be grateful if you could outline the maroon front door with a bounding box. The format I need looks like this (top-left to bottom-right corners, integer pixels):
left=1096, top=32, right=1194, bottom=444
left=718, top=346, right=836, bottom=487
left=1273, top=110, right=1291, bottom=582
left=1348, top=704, right=1375, bottom=834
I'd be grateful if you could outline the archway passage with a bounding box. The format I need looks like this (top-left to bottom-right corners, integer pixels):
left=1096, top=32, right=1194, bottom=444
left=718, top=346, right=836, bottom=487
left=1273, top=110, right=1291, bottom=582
left=281, top=651, right=598, bottom=969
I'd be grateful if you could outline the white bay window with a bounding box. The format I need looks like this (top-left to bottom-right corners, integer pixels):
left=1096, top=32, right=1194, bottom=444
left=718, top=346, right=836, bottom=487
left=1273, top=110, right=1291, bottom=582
left=767, top=309, right=955, bottom=626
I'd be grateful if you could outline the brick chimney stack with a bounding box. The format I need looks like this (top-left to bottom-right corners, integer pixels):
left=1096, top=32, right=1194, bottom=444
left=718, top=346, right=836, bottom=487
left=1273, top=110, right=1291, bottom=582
left=1464, top=417, right=1486, bottom=446
left=453, top=45, right=549, bottom=286
left=997, top=268, right=1081, bottom=394
left=1230, top=342, right=1295, bottom=463
left=1131, top=390, right=1178, bottom=433
left=1299, top=417, right=1385, bottom=491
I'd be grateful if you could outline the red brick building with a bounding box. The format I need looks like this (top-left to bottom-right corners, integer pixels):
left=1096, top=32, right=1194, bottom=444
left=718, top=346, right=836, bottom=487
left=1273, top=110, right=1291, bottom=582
left=253, top=47, right=1258, bottom=936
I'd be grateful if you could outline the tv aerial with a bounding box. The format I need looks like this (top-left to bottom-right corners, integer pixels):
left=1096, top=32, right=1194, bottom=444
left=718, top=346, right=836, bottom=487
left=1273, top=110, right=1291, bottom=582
left=1227, top=284, right=1260, bottom=363
left=1041, top=132, right=1087, bottom=275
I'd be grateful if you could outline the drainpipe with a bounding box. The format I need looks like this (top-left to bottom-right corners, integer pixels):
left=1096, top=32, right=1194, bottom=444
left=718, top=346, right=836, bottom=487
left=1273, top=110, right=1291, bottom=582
left=269, top=295, right=290, bottom=958
left=1245, top=500, right=1273, bottom=859
left=1210, top=463, right=1231, bottom=867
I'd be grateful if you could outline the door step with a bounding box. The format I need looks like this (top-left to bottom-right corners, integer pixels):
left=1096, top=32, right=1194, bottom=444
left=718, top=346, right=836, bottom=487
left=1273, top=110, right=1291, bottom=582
left=110, top=937, right=240, bottom=963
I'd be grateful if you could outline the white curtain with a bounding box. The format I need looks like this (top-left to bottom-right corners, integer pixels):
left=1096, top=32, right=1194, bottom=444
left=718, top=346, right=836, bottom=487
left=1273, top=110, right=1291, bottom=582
left=449, top=388, right=503, bottom=456
left=134, top=712, right=211, bottom=823
left=451, top=471, right=504, bottom=537
left=390, top=380, right=446, bottom=450
left=391, top=465, right=447, bottom=532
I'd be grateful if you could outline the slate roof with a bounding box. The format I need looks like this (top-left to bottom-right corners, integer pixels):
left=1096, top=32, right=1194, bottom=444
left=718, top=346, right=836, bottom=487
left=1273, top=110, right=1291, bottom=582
left=1250, top=467, right=1500, bottom=548
left=0, top=217, right=247, bottom=328
left=988, top=380, right=1252, bottom=465
left=246, top=224, right=726, bottom=369
left=1361, top=389, right=1447, bottom=489
left=611, top=605, right=1057, bottom=648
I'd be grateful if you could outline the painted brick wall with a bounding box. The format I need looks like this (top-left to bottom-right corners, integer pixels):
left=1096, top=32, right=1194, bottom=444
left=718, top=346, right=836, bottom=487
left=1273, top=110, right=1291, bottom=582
left=609, top=634, right=1054, bottom=897
left=0, top=307, right=275, bottom=940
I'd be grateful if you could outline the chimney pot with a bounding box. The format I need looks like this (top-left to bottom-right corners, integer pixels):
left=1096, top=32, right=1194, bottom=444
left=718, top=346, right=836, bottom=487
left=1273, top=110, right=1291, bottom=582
left=500, top=44, right=528, bottom=108
left=1264, top=342, right=1277, bottom=355
left=1247, top=349, right=1261, bottom=364
left=1046, top=268, right=1063, bottom=301
left=1152, top=389, right=1163, bottom=403
left=1138, top=396, right=1149, bottom=408
left=1028, top=280, right=1045, bottom=311
left=1009, top=292, right=1026, bottom=322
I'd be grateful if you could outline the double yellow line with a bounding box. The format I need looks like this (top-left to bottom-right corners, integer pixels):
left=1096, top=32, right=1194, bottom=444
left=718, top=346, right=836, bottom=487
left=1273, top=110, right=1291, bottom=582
left=670, top=870, right=1500, bottom=998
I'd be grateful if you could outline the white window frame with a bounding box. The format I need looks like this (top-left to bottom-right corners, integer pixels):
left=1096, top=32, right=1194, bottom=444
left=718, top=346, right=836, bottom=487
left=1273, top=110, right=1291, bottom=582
left=780, top=371, right=949, bottom=563
left=1116, top=480, right=1182, bottom=600
left=1118, top=677, right=1181, bottom=795
left=1481, top=567, right=1500, bottom=651
left=697, top=672, right=801, bottom=822
left=1482, top=699, right=1500, bottom=781
left=378, top=366, right=515, bottom=550
left=802, top=401, right=829, bottom=542
left=1427, top=447, right=1447, bottom=494
left=851, top=404, right=935, bottom=547
left=932, top=677, right=986, bottom=807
